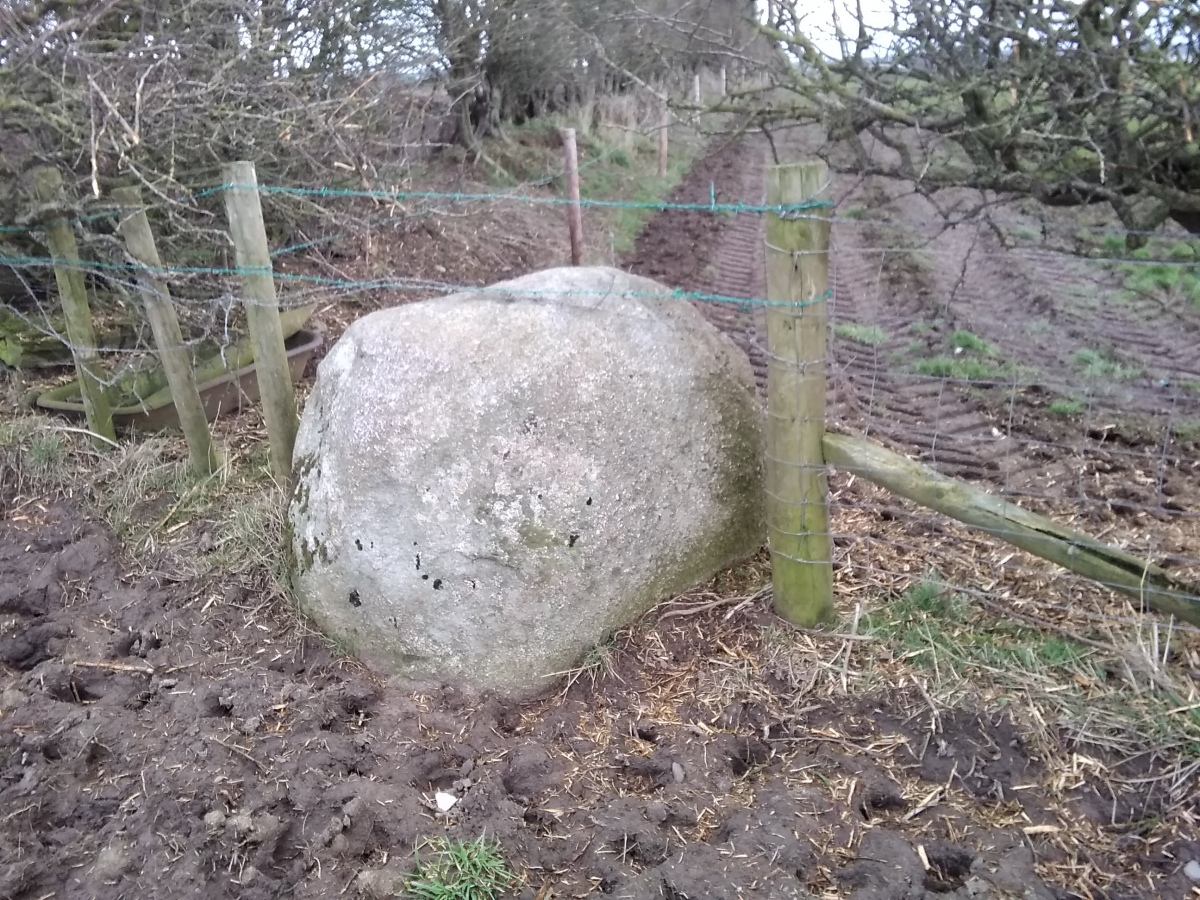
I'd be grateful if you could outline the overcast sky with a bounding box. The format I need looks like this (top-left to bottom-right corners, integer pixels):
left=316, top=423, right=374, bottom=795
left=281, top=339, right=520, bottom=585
left=780, top=0, right=897, bottom=58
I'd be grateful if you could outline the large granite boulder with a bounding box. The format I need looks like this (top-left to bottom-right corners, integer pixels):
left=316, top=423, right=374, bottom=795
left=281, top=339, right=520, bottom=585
left=288, top=266, right=764, bottom=696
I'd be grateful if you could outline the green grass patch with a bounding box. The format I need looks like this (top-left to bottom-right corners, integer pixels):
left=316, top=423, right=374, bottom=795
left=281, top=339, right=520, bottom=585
left=1025, top=317, right=1052, bottom=337
left=578, top=134, right=701, bottom=257
left=1078, top=232, right=1200, bottom=307
left=473, top=114, right=701, bottom=259
left=864, top=577, right=1093, bottom=677
left=0, top=418, right=85, bottom=490
left=834, top=323, right=888, bottom=346
left=948, top=329, right=995, bottom=355
left=404, top=837, right=514, bottom=900
left=854, top=573, right=1200, bottom=763
left=1072, top=348, right=1142, bottom=381
left=912, top=356, right=1003, bottom=380
left=23, top=430, right=71, bottom=478
left=909, top=327, right=1009, bottom=380
left=1171, top=421, right=1200, bottom=443
left=1048, top=397, right=1085, bottom=416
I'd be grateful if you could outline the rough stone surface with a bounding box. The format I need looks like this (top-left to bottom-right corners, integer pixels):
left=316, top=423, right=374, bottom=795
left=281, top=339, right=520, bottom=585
left=288, top=266, right=765, bottom=695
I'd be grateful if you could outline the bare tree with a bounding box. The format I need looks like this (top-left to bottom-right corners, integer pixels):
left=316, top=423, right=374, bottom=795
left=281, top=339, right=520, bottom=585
left=741, top=0, right=1200, bottom=238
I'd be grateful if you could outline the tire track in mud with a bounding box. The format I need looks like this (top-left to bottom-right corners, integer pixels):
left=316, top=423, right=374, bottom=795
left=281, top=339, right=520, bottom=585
left=626, top=137, right=1196, bottom=507
left=626, top=139, right=1030, bottom=487
left=1008, top=244, right=1200, bottom=393
left=827, top=234, right=1009, bottom=481
left=623, top=136, right=771, bottom=396
left=826, top=205, right=1069, bottom=490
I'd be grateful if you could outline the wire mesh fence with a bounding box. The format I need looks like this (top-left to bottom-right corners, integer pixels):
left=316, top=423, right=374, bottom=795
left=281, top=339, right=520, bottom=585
left=4, top=145, right=1200, bottom=665
left=779, top=175, right=1200, bottom=785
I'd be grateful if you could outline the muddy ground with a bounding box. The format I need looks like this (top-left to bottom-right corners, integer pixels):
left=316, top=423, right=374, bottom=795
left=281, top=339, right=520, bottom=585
left=3, top=137, right=1200, bottom=900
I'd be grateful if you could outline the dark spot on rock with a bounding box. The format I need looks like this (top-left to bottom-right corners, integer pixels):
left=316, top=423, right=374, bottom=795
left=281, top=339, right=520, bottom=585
left=586, top=497, right=592, bottom=506
left=348, top=589, right=362, bottom=607
left=568, top=533, right=579, bottom=548
left=415, top=553, right=421, bottom=570
left=433, top=579, right=442, bottom=590
left=355, top=539, right=363, bottom=551
left=422, top=574, right=429, bottom=581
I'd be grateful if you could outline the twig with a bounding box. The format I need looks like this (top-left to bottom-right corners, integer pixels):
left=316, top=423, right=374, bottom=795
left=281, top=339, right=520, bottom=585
left=207, top=736, right=267, bottom=772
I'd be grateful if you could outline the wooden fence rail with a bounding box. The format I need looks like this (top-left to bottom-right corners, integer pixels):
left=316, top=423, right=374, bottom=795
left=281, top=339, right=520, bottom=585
left=763, top=159, right=1200, bottom=629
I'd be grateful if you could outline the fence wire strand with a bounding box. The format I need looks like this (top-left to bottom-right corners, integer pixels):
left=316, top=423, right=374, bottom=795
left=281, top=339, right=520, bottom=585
left=4, top=162, right=1200, bottom=652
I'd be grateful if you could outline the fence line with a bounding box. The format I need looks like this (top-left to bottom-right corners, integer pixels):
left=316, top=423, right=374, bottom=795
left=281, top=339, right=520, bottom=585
left=5, top=152, right=1200, bottom=637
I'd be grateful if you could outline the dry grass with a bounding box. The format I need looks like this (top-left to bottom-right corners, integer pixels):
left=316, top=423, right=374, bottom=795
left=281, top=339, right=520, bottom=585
left=492, top=470, right=1200, bottom=898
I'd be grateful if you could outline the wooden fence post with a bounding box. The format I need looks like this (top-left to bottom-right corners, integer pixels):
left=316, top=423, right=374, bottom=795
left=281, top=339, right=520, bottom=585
left=693, top=72, right=702, bottom=104
left=113, top=186, right=220, bottom=475
left=31, top=167, right=116, bottom=447
left=560, top=128, right=584, bottom=266
left=719, top=66, right=727, bottom=97
left=657, top=103, right=670, bottom=178
left=764, top=160, right=836, bottom=626
left=221, top=161, right=299, bottom=482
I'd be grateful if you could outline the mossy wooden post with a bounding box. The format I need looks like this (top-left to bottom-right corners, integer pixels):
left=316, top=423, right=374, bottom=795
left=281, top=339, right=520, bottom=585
left=113, top=186, right=219, bottom=475
left=764, top=161, right=836, bottom=626
left=221, top=161, right=298, bottom=482
left=822, top=433, right=1200, bottom=626
left=31, top=167, right=116, bottom=447
left=560, top=128, right=584, bottom=266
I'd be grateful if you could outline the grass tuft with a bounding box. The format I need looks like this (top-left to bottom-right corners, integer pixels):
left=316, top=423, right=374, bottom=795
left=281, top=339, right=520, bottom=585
left=834, top=322, right=888, bottom=346
left=1048, top=397, right=1085, bottom=416
left=948, top=329, right=995, bottom=355
left=1072, top=347, right=1142, bottom=381
left=912, top=356, right=1002, bottom=380
left=404, top=836, right=514, bottom=900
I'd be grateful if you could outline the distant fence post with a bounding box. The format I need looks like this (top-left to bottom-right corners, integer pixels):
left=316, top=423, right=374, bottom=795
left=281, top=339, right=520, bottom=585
left=221, top=160, right=299, bottom=482
left=657, top=103, right=670, bottom=178
left=764, top=161, right=836, bottom=626
left=693, top=72, right=702, bottom=104
left=560, top=128, right=584, bottom=266
left=719, top=67, right=727, bottom=97
left=31, top=167, right=116, bottom=447
left=113, top=185, right=220, bottom=476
